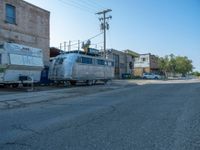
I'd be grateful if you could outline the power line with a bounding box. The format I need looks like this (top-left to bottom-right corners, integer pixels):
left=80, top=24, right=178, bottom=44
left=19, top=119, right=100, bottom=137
left=87, top=0, right=106, bottom=10
left=57, top=0, right=107, bottom=15
left=80, top=0, right=105, bottom=11
left=88, top=32, right=103, bottom=41
left=57, top=0, right=94, bottom=14
left=66, top=0, right=98, bottom=12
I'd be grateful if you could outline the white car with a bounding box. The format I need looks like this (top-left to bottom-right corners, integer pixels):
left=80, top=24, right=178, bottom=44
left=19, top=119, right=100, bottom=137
left=142, top=73, right=161, bottom=79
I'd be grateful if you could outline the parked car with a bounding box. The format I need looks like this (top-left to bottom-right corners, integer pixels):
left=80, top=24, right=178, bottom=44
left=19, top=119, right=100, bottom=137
left=142, top=72, right=161, bottom=79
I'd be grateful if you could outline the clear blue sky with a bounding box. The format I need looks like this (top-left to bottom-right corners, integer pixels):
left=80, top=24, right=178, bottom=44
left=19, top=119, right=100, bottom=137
left=25, top=0, right=200, bottom=71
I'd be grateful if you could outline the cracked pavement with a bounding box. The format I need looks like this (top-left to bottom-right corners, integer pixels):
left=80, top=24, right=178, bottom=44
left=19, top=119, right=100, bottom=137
left=0, top=79, right=200, bottom=150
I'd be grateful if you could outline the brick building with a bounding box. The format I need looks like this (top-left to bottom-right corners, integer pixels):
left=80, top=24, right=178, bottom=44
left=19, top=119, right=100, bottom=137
left=0, top=0, right=50, bottom=65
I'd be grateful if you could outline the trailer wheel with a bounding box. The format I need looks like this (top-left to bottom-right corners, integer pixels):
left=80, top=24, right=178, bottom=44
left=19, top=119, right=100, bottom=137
left=0, top=84, right=4, bottom=88
left=104, top=79, right=112, bottom=85
left=94, top=80, right=97, bottom=85
left=70, top=81, right=77, bottom=86
left=86, top=80, right=94, bottom=86
left=23, top=83, right=28, bottom=87
left=12, top=83, right=19, bottom=88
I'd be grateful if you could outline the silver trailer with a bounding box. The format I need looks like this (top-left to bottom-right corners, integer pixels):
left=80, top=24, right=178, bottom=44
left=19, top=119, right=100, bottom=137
left=48, top=52, right=114, bottom=85
left=0, top=42, right=44, bottom=87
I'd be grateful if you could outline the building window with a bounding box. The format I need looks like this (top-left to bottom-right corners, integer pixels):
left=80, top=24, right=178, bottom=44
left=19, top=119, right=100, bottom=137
left=6, top=4, right=16, bottom=24
left=81, top=57, right=93, bottom=64
left=142, top=58, right=146, bottom=62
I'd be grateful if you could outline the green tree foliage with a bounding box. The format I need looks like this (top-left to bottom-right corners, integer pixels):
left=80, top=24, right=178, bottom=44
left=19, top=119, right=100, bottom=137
left=157, top=56, right=170, bottom=77
left=175, top=56, right=193, bottom=76
left=158, top=54, right=193, bottom=77
left=191, top=71, right=200, bottom=77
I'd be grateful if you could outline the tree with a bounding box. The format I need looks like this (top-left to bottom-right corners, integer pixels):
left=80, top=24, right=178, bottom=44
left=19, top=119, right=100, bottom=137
left=158, top=54, right=193, bottom=77
left=168, top=54, right=176, bottom=75
left=175, top=56, right=193, bottom=76
left=158, top=56, right=170, bottom=77
left=191, top=71, right=200, bottom=77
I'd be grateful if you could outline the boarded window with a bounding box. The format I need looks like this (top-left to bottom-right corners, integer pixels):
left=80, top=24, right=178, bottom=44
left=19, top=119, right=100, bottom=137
left=6, top=4, right=16, bottom=24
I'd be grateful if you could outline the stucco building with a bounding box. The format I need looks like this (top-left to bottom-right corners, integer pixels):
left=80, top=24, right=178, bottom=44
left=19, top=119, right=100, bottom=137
left=134, top=53, right=159, bottom=76
left=107, top=49, right=138, bottom=78
left=0, top=0, right=50, bottom=65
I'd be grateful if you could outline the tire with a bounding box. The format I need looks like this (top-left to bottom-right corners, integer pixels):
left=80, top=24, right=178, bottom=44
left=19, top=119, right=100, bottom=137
left=104, top=79, right=112, bottom=85
left=12, top=83, right=19, bottom=88
left=70, top=81, right=77, bottom=85
left=86, top=80, right=94, bottom=86
left=0, top=84, right=5, bottom=88
left=94, top=80, right=97, bottom=85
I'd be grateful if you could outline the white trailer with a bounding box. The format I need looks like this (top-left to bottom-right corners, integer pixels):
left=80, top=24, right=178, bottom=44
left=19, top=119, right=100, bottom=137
left=0, top=42, right=44, bottom=87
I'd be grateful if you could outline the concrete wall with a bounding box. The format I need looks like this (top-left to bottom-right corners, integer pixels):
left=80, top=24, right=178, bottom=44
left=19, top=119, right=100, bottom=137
left=0, top=0, right=50, bottom=65
left=107, top=49, right=125, bottom=78
left=107, top=49, right=135, bottom=78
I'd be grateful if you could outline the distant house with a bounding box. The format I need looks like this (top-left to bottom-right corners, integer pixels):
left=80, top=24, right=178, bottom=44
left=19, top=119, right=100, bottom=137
left=107, top=49, right=139, bottom=78
left=0, top=0, right=50, bottom=65
left=134, top=53, right=159, bottom=76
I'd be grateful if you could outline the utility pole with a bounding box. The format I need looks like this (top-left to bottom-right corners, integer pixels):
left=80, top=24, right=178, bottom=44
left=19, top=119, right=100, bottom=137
left=96, top=9, right=112, bottom=58
left=78, top=40, right=80, bottom=51
left=60, top=43, right=62, bottom=50
left=68, top=40, right=71, bottom=51
left=64, top=41, right=67, bottom=51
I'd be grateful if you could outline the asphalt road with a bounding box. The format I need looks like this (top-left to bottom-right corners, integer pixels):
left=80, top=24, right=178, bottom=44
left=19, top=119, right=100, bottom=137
left=0, top=80, right=200, bottom=150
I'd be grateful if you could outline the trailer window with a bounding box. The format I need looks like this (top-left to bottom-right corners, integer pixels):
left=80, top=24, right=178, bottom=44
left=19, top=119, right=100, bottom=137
left=55, top=58, right=64, bottom=65
left=112, top=62, right=114, bottom=67
left=81, top=57, right=93, bottom=64
left=0, top=54, right=2, bottom=64
left=97, top=59, right=105, bottom=65
left=76, top=57, right=81, bottom=63
left=9, top=54, right=43, bottom=66
left=108, top=61, right=111, bottom=66
left=105, top=61, right=108, bottom=66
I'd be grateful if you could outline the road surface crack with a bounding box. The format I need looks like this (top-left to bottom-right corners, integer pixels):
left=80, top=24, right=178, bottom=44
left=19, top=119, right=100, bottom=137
left=5, top=142, right=31, bottom=147
left=0, top=100, right=26, bottom=110
left=12, top=124, right=42, bottom=135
